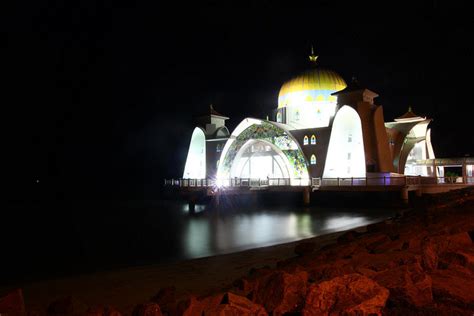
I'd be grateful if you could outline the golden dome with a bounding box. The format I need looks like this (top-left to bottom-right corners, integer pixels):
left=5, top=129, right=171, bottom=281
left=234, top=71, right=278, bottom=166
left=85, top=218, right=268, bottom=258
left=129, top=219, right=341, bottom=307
left=278, top=68, right=347, bottom=109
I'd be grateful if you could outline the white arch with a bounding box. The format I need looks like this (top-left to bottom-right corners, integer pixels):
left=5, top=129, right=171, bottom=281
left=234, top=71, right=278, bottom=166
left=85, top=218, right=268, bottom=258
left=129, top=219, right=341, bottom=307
left=404, top=140, right=428, bottom=176
left=323, top=106, right=366, bottom=178
left=183, top=127, right=206, bottom=179
left=217, top=118, right=309, bottom=186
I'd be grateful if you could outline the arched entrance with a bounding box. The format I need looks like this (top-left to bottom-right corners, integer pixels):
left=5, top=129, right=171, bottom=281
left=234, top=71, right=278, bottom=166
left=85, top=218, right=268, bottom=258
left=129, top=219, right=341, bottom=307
left=230, top=139, right=291, bottom=179
left=217, top=119, right=309, bottom=186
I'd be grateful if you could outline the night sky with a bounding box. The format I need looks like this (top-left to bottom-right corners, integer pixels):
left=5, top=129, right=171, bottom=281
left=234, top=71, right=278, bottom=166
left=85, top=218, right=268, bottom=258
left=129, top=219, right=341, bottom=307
left=6, top=1, right=474, bottom=202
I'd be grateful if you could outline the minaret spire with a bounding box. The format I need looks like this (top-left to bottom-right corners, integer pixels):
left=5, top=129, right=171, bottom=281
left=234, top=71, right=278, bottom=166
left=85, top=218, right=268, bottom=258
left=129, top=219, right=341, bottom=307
left=309, top=45, right=318, bottom=64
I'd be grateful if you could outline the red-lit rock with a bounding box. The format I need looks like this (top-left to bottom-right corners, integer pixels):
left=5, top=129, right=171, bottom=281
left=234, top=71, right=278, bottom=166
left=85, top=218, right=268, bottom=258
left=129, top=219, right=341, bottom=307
left=374, top=263, right=433, bottom=308
left=307, top=259, right=355, bottom=282
left=253, top=270, right=308, bottom=315
left=363, top=233, right=392, bottom=253
left=176, top=296, right=202, bottom=316
left=0, top=289, right=25, bottom=316
left=351, top=251, right=420, bottom=272
left=302, top=273, right=389, bottom=316
left=132, top=303, right=162, bottom=316
left=85, top=306, right=122, bottom=316
left=431, top=268, right=474, bottom=309
left=151, top=286, right=177, bottom=316
left=438, top=249, right=474, bottom=271
left=204, top=292, right=267, bottom=316
left=46, top=297, right=89, bottom=316
left=445, top=232, right=473, bottom=248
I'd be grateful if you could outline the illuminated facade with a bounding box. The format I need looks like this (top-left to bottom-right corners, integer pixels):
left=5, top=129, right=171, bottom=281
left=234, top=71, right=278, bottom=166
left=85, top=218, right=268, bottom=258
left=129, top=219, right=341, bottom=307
left=183, top=51, right=439, bottom=185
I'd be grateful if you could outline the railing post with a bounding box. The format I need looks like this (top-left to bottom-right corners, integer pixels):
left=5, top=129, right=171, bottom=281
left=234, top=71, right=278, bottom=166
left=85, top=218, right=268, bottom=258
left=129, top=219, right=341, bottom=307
left=338, top=177, right=340, bottom=186
left=384, top=176, right=386, bottom=186
left=351, top=177, right=353, bottom=186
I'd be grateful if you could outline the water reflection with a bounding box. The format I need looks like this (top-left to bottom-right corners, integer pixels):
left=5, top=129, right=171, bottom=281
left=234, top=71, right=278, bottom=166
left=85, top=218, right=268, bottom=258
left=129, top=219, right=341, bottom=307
left=182, top=204, right=395, bottom=259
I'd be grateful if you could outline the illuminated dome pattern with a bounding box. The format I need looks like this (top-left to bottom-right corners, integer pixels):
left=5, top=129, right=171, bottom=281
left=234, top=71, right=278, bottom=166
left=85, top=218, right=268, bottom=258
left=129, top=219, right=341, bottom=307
left=278, top=68, right=347, bottom=108
left=277, top=67, right=347, bottom=129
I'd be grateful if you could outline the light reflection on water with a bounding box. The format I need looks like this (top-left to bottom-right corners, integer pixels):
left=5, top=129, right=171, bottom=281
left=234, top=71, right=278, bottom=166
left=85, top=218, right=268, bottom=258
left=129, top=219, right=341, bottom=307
left=181, top=204, right=396, bottom=259
left=0, top=200, right=399, bottom=283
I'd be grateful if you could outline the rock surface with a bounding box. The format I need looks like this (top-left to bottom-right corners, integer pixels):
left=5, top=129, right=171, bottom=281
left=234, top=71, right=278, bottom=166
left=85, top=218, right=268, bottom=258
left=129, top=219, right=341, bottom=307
left=302, top=273, right=389, bottom=316
left=0, top=289, right=25, bottom=316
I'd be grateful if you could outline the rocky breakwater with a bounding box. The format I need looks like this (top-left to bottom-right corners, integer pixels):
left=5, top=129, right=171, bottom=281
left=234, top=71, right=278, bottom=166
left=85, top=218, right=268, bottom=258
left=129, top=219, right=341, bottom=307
left=2, top=188, right=474, bottom=315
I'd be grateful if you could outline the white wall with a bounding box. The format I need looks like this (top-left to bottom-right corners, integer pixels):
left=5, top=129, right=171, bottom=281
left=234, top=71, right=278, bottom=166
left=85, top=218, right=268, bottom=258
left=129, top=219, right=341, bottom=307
left=183, top=127, right=206, bottom=179
left=323, top=106, right=366, bottom=178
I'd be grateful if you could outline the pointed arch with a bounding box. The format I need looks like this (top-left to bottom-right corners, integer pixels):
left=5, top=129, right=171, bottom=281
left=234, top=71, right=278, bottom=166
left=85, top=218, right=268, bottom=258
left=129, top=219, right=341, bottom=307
left=303, top=135, right=309, bottom=145
left=310, top=134, right=316, bottom=145
left=183, top=127, right=206, bottom=179
left=310, top=154, right=317, bottom=165
left=323, top=106, right=366, bottom=178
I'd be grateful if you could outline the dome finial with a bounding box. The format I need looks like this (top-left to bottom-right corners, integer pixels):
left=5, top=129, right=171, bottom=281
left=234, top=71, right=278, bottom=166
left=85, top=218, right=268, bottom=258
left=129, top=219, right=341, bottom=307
left=309, top=45, right=318, bottom=64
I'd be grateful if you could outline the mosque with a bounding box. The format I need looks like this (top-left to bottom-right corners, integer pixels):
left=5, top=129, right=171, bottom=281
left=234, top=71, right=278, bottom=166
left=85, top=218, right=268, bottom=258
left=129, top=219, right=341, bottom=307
left=182, top=49, right=442, bottom=187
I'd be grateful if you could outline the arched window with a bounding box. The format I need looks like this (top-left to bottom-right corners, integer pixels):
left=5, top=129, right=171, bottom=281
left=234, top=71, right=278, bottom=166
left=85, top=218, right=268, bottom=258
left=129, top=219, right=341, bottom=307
left=311, top=135, right=316, bottom=145
left=303, top=135, right=309, bottom=145
left=216, top=144, right=222, bottom=152
left=310, top=154, right=317, bottom=165
left=295, top=109, right=300, bottom=121
left=276, top=112, right=282, bottom=123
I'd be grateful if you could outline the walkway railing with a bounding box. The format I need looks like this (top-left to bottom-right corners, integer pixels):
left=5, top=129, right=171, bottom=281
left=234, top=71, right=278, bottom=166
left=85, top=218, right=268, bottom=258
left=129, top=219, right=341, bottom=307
left=165, top=176, right=474, bottom=188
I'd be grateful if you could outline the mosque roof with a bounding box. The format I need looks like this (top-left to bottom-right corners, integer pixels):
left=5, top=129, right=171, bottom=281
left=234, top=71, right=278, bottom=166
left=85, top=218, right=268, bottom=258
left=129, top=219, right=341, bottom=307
left=394, top=106, right=426, bottom=122
left=278, top=49, right=347, bottom=108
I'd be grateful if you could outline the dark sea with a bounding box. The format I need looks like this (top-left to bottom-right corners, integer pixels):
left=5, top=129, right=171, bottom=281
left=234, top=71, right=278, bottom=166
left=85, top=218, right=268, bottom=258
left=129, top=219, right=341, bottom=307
left=1, top=198, right=398, bottom=286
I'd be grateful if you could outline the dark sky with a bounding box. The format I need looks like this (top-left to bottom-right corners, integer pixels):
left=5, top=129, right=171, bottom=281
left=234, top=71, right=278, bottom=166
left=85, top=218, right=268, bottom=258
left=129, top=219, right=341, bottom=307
left=6, top=1, right=474, bottom=201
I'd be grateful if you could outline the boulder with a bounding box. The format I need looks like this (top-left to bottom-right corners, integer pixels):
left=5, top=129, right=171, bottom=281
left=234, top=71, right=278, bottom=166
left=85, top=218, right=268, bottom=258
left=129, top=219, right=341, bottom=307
left=85, top=306, right=121, bottom=316
left=446, top=232, right=472, bottom=247
left=47, top=297, right=87, bottom=316
left=132, top=303, right=162, bottom=316
left=438, top=249, right=474, bottom=271
left=176, top=296, right=202, bottom=316
left=151, top=287, right=177, bottom=316
left=351, top=251, right=420, bottom=272
left=203, top=292, right=267, bottom=316
left=374, top=263, right=433, bottom=308
left=336, top=230, right=359, bottom=244
left=0, top=289, right=25, bottom=316
left=253, top=270, right=308, bottom=315
left=421, top=232, right=473, bottom=271
left=431, top=268, right=474, bottom=309
left=302, top=273, right=389, bottom=316
left=363, top=233, right=392, bottom=253
left=307, top=259, right=355, bottom=282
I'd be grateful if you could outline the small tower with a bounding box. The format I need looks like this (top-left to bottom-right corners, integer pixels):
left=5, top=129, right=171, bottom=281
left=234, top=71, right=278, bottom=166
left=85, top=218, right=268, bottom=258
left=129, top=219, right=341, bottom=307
left=332, top=77, right=392, bottom=173
left=195, top=104, right=230, bottom=136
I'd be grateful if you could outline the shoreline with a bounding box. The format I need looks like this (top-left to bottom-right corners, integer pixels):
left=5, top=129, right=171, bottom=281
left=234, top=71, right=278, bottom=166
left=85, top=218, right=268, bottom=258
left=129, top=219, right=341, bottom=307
left=4, top=219, right=386, bottom=314
left=3, top=187, right=474, bottom=315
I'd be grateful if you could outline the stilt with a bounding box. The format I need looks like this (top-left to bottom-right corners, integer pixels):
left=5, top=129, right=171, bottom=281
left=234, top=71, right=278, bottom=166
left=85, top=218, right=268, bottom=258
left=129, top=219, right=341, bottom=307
left=188, top=202, right=196, bottom=214
left=400, top=187, right=409, bottom=204
left=212, top=191, right=221, bottom=209
left=303, top=187, right=311, bottom=206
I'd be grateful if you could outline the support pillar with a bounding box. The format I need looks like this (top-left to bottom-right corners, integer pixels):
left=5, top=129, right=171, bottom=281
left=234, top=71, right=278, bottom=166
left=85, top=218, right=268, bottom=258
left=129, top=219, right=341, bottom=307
left=303, top=187, right=311, bottom=206
left=400, top=187, right=409, bottom=204
left=462, top=159, right=467, bottom=184
left=188, top=202, right=196, bottom=214
left=213, top=192, right=221, bottom=208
